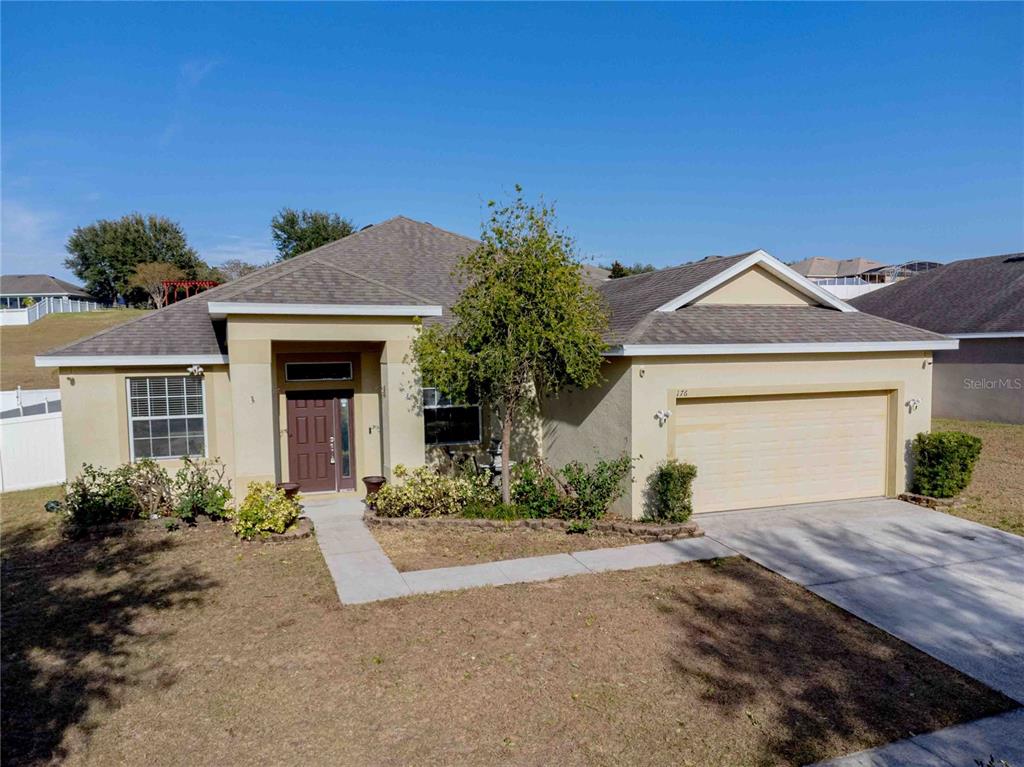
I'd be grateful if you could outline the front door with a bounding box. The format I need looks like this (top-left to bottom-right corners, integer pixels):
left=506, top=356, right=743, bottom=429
left=286, top=391, right=356, bottom=492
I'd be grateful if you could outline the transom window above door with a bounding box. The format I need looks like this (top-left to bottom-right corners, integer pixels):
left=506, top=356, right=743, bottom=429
left=284, top=361, right=353, bottom=382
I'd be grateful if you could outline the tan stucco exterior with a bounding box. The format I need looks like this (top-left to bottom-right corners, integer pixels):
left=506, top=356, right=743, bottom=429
left=52, top=264, right=941, bottom=518
left=694, top=265, right=819, bottom=306
left=57, top=314, right=429, bottom=497
left=540, top=352, right=933, bottom=519
left=58, top=364, right=234, bottom=479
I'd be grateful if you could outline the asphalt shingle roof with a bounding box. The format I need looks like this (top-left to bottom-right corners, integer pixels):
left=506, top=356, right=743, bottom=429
left=1, top=274, right=95, bottom=299
left=623, top=305, right=946, bottom=345
left=597, top=254, right=753, bottom=342
left=850, top=253, right=1024, bottom=334
left=39, top=219, right=952, bottom=361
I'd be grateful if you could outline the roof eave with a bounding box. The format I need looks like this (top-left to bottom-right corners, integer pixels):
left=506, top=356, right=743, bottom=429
left=207, top=301, right=443, bottom=319
left=604, top=340, right=959, bottom=357
left=35, top=354, right=230, bottom=368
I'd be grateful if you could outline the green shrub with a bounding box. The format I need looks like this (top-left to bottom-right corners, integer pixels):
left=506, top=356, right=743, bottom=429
left=911, top=431, right=983, bottom=498
left=63, top=463, right=139, bottom=528
left=510, top=460, right=560, bottom=518
left=373, top=464, right=498, bottom=518
left=173, top=457, right=232, bottom=523
left=461, top=501, right=527, bottom=520
left=232, top=482, right=303, bottom=539
left=557, top=454, right=632, bottom=522
left=646, top=460, right=698, bottom=522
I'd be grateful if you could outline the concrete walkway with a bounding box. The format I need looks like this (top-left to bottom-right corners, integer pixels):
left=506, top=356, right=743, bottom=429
left=300, top=495, right=732, bottom=604
left=699, top=498, right=1024, bottom=705
left=812, top=707, right=1024, bottom=766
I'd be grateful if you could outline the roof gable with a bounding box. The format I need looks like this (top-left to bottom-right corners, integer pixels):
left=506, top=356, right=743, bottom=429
left=653, top=250, right=854, bottom=313
left=692, top=264, right=819, bottom=307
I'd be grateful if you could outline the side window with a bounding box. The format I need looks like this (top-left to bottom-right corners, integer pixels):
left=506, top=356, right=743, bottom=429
left=422, top=388, right=482, bottom=446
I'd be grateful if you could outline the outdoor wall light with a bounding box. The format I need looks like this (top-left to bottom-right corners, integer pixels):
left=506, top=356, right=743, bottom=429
left=187, top=364, right=205, bottom=376
left=655, top=409, right=671, bottom=426
left=906, top=398, right=921, bottom=413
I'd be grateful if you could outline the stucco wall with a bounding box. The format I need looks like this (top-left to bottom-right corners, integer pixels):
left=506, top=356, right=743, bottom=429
left=627, top=352, right=933, bottom=519
left=58, top=364, right=234, bottom=481
left=540, top=358, right=633, bottom=516
left=933, top=338, right=1024, bottom=424
left=694, top=265, right=819, bottom=306
left=226, top=315, right=426, bottom=489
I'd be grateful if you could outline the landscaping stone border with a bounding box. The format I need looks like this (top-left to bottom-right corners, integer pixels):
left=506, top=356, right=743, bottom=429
left=898, top=492, right=962, bottom=510
left=363, top=510, right=703, bottom=542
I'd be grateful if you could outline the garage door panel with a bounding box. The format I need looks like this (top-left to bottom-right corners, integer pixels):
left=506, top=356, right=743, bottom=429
left=674, top=392, right=888, bottom=513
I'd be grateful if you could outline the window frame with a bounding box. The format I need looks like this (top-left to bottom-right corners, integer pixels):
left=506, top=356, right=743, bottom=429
left=421, top=387, right=483, bottom=447
left=284, top=361, right=354, bottom=382
left=126, top=375, right=209, bottom=462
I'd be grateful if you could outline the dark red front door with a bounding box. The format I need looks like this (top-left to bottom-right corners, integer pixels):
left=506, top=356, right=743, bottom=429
left=286, top=391, right=356, bottom=492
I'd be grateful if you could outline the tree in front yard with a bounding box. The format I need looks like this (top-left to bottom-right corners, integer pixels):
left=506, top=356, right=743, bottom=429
left=412, top=186, right=608, bottom=503
left=271, top=208, right=356, bottom=260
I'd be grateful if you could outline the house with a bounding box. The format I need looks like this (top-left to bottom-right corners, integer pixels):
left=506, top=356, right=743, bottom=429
left=851, top=252, right=1024, bottom=425
left=36, top=217, right=956, bottom=518
left=789, top=257, right=940, bottom=300
left=1, top=274, right=97, bottom=309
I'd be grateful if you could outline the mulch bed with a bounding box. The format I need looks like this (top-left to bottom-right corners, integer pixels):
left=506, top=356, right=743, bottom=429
left=62, top=515, right=315, bottom=543
left=364, top=510, right=703, bottom=542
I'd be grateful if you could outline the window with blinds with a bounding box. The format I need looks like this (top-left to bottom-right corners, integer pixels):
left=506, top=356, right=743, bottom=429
left=127, top=376, right=206, bottom=460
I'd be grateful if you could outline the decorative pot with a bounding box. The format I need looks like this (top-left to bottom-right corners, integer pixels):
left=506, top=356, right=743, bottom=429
left=362, top=475, right=386, bottom=499
left=276, top=482, right=301, bottom=500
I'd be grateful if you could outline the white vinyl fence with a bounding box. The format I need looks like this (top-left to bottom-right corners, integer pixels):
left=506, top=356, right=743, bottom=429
left=0, top=411, right=66, bottom=492
left=0, top=388, right=61, bottom=419
left=0, top=296, right=105, bottom=326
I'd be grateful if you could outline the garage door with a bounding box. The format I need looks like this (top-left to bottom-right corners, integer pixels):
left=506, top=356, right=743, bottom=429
left=673, top=391, right=889, bottom=513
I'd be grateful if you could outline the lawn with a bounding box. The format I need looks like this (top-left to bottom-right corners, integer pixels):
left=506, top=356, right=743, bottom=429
left=934, top=418, right=1024, bottom=536
left=2, top=486, right=1012, bottom=767
left=0, top=310, right=149, bottom=390
left=373, top=524, right=642, bottom=571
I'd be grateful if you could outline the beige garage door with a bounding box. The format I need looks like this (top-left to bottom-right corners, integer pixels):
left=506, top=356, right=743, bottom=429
left=673, top=391, right=889, bottom=513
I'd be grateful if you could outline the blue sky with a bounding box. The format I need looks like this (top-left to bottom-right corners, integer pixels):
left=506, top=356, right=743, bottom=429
left=3, top=2, right=1022, bottom=281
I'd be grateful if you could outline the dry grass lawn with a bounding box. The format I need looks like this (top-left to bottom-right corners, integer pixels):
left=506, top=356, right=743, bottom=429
left=0, top=310, right=149, bottom=390
left=373, top=524, right=643, bottom=571
left=3, top=486, right=1013, bottom=767
left=934, top=418, right=1024, bottom=536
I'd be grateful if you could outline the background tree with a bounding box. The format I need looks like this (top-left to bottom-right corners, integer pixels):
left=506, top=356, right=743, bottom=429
left=128, top=262, right=185, bottom=308
left=413, top=187, right=608, bottom=503
left=64, top=213, right=205, bottom=305
left=217, top=258, right=263, bottom=281
left=271, top=208, right=355, bottom=260
left=605, top=260, right=656, bottom=278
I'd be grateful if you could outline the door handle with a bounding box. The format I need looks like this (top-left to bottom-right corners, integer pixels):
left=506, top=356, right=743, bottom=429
left=329, top=436, right=336, bottom=464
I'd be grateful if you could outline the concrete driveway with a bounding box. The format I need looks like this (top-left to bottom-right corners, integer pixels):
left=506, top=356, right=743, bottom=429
left=700, top=498, right=1024, bottom=704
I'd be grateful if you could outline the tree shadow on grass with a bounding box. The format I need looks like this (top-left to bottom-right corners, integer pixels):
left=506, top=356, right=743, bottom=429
left=664, top=558, right=1016, bottom=766
left=1, top=524, right=217, bottom=766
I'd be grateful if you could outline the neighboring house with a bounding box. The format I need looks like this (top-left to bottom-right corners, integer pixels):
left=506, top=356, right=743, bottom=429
left=851, top=252, right=1024, bottom=425
left=1, top=274, right=97, bottom=308
left=36, top=217, right=955, bottom=518
left=790, top=257, right=940, bottom=300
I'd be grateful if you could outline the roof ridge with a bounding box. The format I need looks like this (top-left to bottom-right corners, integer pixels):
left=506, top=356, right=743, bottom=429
left=601, top=251, right=752, bottom=286
left=308, top=256, right=435, bottom=304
